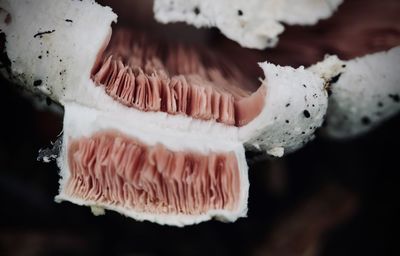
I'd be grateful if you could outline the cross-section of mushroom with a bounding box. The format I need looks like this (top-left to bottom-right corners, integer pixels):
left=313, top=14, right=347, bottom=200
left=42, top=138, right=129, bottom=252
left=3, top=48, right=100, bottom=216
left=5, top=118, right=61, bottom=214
left=0, top=0, right=338, bottom=226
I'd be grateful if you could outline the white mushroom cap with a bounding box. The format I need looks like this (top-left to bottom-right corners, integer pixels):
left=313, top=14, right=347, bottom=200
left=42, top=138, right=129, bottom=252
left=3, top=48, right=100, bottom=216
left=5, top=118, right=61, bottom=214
left=240, top=62, right=329, bottom=156
left=154, top=0, right=343, bottom=49
left=323, top=46, right=400, bottom=139
left=0, top=0, right=117, bottom=104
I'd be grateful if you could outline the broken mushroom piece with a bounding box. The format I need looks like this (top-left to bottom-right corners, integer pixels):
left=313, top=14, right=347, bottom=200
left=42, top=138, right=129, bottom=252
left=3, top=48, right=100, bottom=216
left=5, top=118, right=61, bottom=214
left=320, top=46, right=400, bottom=139
left=57, top=103, right=249, bottom=226
left=154, top=0, right=343, bottom=49
left=0, top=0, right=330, bottom=225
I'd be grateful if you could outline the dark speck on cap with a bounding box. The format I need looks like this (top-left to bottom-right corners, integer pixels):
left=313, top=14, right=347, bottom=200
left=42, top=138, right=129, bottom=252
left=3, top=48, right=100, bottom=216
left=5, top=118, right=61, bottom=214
left=303, top=110, right=311, bottom=118
left=361, top=116, right=371, bottom=125
left=388, top=94, right=399, bottom=103
left=33, top=80, right=42, bottom=86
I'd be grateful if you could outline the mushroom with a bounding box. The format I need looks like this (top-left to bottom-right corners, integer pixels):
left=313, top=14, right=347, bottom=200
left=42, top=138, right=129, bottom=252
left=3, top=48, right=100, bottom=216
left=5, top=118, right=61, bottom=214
left=0, top=0, right=398, bottom=226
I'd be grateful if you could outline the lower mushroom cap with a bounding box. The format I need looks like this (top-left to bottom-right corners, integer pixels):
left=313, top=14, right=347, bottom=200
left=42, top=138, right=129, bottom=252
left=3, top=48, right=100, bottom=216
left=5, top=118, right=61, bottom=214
left=56, top=102, right=249, bottom=226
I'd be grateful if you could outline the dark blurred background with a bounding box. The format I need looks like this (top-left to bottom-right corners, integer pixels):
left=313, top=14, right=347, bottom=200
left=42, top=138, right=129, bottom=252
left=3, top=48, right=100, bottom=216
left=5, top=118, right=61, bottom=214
left=1, top=0, right=399, bottom=255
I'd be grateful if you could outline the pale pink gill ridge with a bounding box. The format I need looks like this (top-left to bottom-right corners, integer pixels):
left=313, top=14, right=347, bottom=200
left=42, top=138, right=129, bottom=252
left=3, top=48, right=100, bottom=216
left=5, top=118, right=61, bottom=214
left=65, top=131, right=241, bottom=215
left=92, top=29, right=266, bottom=127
